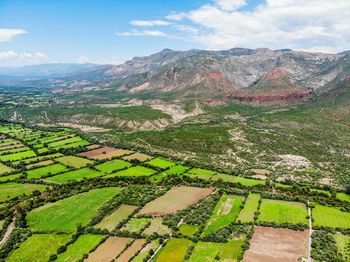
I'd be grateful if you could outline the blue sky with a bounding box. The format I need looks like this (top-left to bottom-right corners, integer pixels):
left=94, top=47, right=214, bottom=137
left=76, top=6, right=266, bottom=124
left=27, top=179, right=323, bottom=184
left=1, top=0, right=349, bottom=66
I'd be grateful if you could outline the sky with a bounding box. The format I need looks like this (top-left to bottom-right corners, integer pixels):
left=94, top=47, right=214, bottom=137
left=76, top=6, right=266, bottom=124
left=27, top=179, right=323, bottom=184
left=0, top=0, right=349, bottom=66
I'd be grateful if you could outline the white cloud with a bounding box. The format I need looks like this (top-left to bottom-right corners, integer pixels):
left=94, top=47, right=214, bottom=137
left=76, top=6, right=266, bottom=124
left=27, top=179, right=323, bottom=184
left=77, top=54, right=124, bottom=65
left=162, top=0, right=350, bottom=53
left=173, top=24, right=199, bottom=34
left=0, top=50, right=52, bottom=66
left=0, top=28, right=27, bottom=42
left=117, top=29, right=166, bottom=37
left=130, top=20, right=171, bottom=26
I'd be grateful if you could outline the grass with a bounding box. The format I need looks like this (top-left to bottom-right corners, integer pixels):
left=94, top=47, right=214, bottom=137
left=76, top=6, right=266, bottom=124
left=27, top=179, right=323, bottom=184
left=0, top=150, right=36, bottom=162
left=236, top=193, right=261, bottom=223
left=188, top=242, right=222, bottom=262
left=55, top=155, right=94, bottom=168
left=0, top=183, right=46, bottom=203
left=11, top=153, right=63, bottom=166
left=104, top=165, right=156, bottom=178
left=26, top=163, right=69, bottom=179
left=202, top=194, right=244, bottom=236
left=234, top=177, right=265, bottom=186
left=145, top=157, right=176, bottom=169
left=95, top=159, right=132, bottom=173
left=257, top=199, right=308, bottom=225
left=27, top=187, right=121, bottom=232
left=131, top=240, right=161, bottom=262
left=178, top=224, right=200, bottom=237
left=312, top=205, right=350, bottom=229
left=219, top=238, right=245, bottom=261
left=333, top=233, right=350, bottom=261
left=121, top=217, right=151, bottom=234
left=5, top=234, right=71, bottom=262
left=47, top=136, right=82, bottom=148
left=336, top=193, right=350, bottom=202
left=165, top=164, right=189, bottom=175
left=156, top=238, right=192, bottom=262
left=310, top=188, right=331, bottom=197
left=211, top=173, right=236, bottom=183
left=187, top=168, right=216, bottom=176
left=0, top=162, right=14, bottom=175
left=94, top=204, right=138, bottom=231
left=143, top=217, right=172, bottom=235
left=54, top=140, right=90, bottom=150
left=56, top=234, right=105, bottom=262
left=44, top=168, right=104, bottom=183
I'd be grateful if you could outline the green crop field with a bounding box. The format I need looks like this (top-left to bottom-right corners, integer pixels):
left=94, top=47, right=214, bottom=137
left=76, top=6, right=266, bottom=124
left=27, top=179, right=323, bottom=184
left=94, top=204, right=138, bottom=231
left=336, top=193, right=350, bottom=202
left=202, top=194, right=244, bottom=236
left=237, top=193, right=261, bottom=223
left=211, top=173, right=237, bottom=183
left=218, top=238, right=245, bottom=261
left=0, top=162, right=14, bottom=175
left=47, top=136, right=82, bottom=148
left=5, top=234, right=71, bottom=262
left=178, top=224, right=199, bottom=237
left=121, top=217, right=151, bottom=233
left=95, top=159, right=132, bottom=173
left=234, top=177, right=265, bottom=186
left=11, top=153, right=63, bottom=166
left=55, top=155, right=94, bottom=168
left=0, top=173, right=22, bottom=182
left=187, top=168, right=216, bottom=179
left=257, top=199, right=308, bottom=224
left=312, top=205, right=350, bottom=229
left=165, top=164, right=189, bottom=175
left=143, top=218, right=172, bottom=236
left=131, top=240, right=161, bottom=262
left=0, top=182, right=46, bottom=203
left=54, top=140, right=90, bottom=150
left=145, top=157, right=176, bottom=169
left=56, top=234, right=105, bottom=262
left=26, top=163, right=69, bottom=179
left=156, top=238, right=192, bottom=262
left=44, top=167, right=104, bottom=183
left=104, top=165, right=156, bottom=178
left=26, top=187, right=121, bottom=232
left=333, top=233, right=350, bottom=261
left=0, top=150, right=36, bottom=162
left=188, top=242, right=222, bottom=262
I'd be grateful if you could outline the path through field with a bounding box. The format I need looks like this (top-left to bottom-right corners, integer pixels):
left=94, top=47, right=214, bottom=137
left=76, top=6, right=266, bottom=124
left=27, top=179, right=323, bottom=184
left=0, top=217, right=16, bottom=246
left=307, top=200, right=313, bottom=262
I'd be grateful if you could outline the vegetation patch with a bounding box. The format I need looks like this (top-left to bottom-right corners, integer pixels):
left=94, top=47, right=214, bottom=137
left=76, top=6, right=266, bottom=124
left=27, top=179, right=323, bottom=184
left=178, top=224, right=199, bottom=237
left=55, top=155, right=94, bottom=168
left=257, top=199, right=308, bottom=225
left=104, top=165, right=156, bottom=178
left=0, top=182, right=46, bottom=203
left=92, top=149, right=133, bottom=160
left=5, top=234, right=71, bottom=262
left=26, top=163, right=69, bottom=179
left=0, top=162, right=14, bottom=175
left=219, top=238, right=245, bottom=261
left=94, top=204, right=138, bottom=231
left=237, top=193, right=261, bottom=223
left=138, top=186, right=213, bottom=216
left=45, top=167, right=104, bottom=183
left=121, top=217, right=151, bottom=234
left=165, top=164, right=189, bottom=175
left=56, top=234, right=105, bottom=262
left=336, top=192, right=350, bottom=202
left=312, top=204, right=350, bottom=229
left=145, top=157, right=176, bottom=169
left=156, top=238, right=192, bottom=262
left=27, top=187, right=121, bottom=232
left=0, top=150, right=36, bottom=162
left=188, top=241, right=222, bottom=262
left=115, top=239, right=146, bottom=262
left=143, top=217, right=171, bottom=236
left=123, top=152, right=153, bottom=162
left=333, top=233, right=350, bottom=261
left=202, top=194, right=244, bottom=236
left=95, top=159, right=132, bottom=173
left=131, top=239, right=160, bottom=262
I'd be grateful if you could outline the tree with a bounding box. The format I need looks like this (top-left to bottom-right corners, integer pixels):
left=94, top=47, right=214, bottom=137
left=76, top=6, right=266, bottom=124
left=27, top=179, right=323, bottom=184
left=346, top=184, right=350, bottom=195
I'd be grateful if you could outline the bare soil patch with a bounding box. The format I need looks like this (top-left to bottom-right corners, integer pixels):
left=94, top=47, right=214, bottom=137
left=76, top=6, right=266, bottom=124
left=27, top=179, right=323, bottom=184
left=123, top=152, right=153, bottom=162
left=243, top=226, right=308, bottom=262
left=115, top=239, right=146, bottom=262
left=78, top=146, right=118, bottom=158
left=86, top=237, right=132, bottom=262
left=138, top=186, right=213, bottom=216
left=92, top=149, right=133, bottom=160
left=57, top=122, right=110, bottom=132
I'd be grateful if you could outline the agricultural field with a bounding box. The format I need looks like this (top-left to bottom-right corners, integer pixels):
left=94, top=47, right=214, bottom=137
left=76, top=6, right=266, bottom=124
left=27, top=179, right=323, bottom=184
left=0, top=162, right=14, bottom=175
left=143, top=217, right=172, bottom=235
left=104, top=165, right=156, bottom=178
left=336, top=192, right=350, bottom=202
left=312, top=205, right=350, bottom=229
left=5, top=234, right=71, bottom=262
left=178, top=224, right=200, bottom=237
left=56, top=234, right=105, bottom=262
left=0, top=182, right=46, bottom=203
left=121, top=217, right=151, bottom=233
left=165, top=164, right=189, bottom=175
left=55, top=155, right=94, bottom=168
left=237, top=193, right=261, bottom=223
left=26, top=163, right=69, bottom=179
left=95, top=159, right=132, bottom=173
left=115, top=239, right=146, bottom=262
left=202, top=194, right=244, bottom=236
left=257, top=199, right=308, bottom=225
left=26, top=187, right=121, bottom=231
left=94, top=204, right=138, bottom=231
left=333, top=233, right=350, bottom=261
left=44, top=167, right=104, bottom=183
left=123, top=152, right=153, bottom=162
left=145, top=157, right=175, bottom=169
left=0, top=173, right=22, bottom=182
left=244, top=227, right=309, bottom=262
left=138, top=186, right=213, bottom=216
left=131, top=239, right=161, bottom=262
left=156, top=238, right=192, bottom=262
left=85, top=237, right=132, bottom=262
left=188, top=242, right=222, bottom=262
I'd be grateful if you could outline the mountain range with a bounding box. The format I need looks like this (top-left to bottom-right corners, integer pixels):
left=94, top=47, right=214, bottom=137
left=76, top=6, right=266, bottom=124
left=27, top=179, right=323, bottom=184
left=1, top=47, right=350, bottom=104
